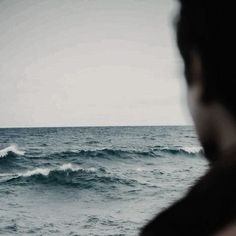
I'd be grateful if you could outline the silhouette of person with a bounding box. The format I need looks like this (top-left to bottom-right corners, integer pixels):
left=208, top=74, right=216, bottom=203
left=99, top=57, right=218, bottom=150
left=140, top=0, right=236, bottom=235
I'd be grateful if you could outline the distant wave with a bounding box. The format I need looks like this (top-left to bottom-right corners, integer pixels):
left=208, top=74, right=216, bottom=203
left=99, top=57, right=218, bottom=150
left=154, top=146, right=203, bottom=155
left=53, top=147, right=202, bottom=160
left=0, top=145, right=202, bottom=162
left=84, top=140, right=101, bottom=145
left=20, top=163, right=95, bottom=177
left=5, top=163, right=136, bottom=188
left=55, top=149, right=156, bottom=160
left=0, top=145, right=25, bottom=158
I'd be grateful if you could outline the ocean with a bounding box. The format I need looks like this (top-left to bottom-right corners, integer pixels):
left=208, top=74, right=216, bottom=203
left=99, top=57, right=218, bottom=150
left=0, top=126, right=208, bottom=235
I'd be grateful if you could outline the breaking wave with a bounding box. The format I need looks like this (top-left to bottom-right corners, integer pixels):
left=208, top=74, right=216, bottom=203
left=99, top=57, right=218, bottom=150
left=0, top=145, right=25, bottom=158
left=0, top=145, right=202, bottom=165
left=155, top=146, right=203, bottom=155
left=4, top=163, right=137, bottom=188
left=52, top=146, right=203, bottom=160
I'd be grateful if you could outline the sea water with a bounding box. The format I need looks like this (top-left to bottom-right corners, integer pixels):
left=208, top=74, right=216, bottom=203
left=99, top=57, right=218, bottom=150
left=0, top=126, right=208, bottom=235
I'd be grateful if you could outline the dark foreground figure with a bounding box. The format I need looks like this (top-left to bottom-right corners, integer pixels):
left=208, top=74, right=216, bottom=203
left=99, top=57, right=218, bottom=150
left=141, top=0, right=236, bottom=235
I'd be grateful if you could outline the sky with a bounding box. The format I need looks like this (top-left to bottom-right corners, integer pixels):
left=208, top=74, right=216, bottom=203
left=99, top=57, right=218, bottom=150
left=0, top=0, right=191, bottom=127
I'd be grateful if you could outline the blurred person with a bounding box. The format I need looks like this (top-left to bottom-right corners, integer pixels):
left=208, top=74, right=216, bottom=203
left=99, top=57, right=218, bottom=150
left=140, top=0, right=236, bottom=235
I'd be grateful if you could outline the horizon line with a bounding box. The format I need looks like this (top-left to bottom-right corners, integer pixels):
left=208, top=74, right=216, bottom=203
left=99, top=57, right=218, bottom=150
left=0, top=124, right=193, bottom=129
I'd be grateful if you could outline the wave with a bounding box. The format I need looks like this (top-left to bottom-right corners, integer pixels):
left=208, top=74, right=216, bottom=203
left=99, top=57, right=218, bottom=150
left=154, top=146, right=203, bottom=155
left=0, top=145, right=202, bottom=162
left=53, top=147, right=202, bottom=160
left=0, top=145, right=25, bottom=158
left=54, top=149, right=156, bottom=160
left=5, top=163, right=136, bottom=188
left=20, top=163, right=95, bottom=177
left=181, top=146, right=203, bottom=154
left=84, top=140, right=101, bottom=145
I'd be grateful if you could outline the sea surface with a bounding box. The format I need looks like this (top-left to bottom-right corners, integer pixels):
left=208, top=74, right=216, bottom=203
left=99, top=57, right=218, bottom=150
left=0, top=126, right=208, bottom=235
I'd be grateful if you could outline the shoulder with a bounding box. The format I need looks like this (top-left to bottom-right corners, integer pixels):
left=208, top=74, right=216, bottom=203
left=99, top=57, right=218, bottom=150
left=140, top=161, right=236, bottom=236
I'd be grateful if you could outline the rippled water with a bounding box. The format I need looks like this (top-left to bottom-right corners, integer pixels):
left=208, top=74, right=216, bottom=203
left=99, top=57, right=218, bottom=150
left=0, top=126, right=208, bottom=235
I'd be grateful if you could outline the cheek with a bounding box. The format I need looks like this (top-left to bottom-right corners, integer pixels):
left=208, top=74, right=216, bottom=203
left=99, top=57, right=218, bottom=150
left=187, top=86, right=215, bottom=148
left=187, top=87, right=205, bottom=137
left=187, top=87, right=199, bottom=123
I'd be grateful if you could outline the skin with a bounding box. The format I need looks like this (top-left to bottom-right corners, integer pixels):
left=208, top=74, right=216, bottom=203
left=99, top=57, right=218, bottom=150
left=215, top=224, right=236, bottom=236
left=188, top=52, right=236, bottom=235
left=187, top=52, right=236, bottom=160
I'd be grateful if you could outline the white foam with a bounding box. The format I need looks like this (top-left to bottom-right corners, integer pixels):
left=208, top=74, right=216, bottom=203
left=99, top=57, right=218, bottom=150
left=58, top=163, right=82, bottom=172
left=0, top=173, right=15, bottom=177
left=0, top=145, right=25, bottom=158
left=159, top=146, right=202, bottom=154
left=87, top=167, right=96, bottom=172
left=18, top=163, right=95, bottom=178
left=136, top=167, right=143, bottom=172
left=22, top=168, right=51, bottom=177
left=181, top=146, right=203, bottom=154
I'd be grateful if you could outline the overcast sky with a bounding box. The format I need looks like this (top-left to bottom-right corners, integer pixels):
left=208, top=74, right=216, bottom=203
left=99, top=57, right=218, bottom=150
left=0, top=0, right=191, bottom=127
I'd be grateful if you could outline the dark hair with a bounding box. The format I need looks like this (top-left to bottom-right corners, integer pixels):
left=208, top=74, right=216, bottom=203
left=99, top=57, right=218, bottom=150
left=177, top=0, right=236, bottom=117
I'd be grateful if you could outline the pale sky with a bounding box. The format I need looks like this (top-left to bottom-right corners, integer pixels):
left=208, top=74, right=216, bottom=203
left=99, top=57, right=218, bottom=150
left=0, top=0, right=191, bottom=127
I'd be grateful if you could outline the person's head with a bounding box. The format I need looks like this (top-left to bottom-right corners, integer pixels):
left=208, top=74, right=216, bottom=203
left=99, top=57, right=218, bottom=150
left=176, top=0, right=236, bottom=161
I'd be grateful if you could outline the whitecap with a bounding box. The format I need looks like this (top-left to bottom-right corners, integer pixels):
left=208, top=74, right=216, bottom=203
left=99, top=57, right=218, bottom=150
left=0, top=145, right=25, bottom=158
left=22, top=168, right=51, bottom=177
left=181, top=146, right=203, bottom=154
left=18, top=163, right=96, bottom=178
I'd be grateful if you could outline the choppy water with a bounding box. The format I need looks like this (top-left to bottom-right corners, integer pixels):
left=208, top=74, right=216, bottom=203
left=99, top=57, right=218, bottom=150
left=0, top=126, right=208, bottom=235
